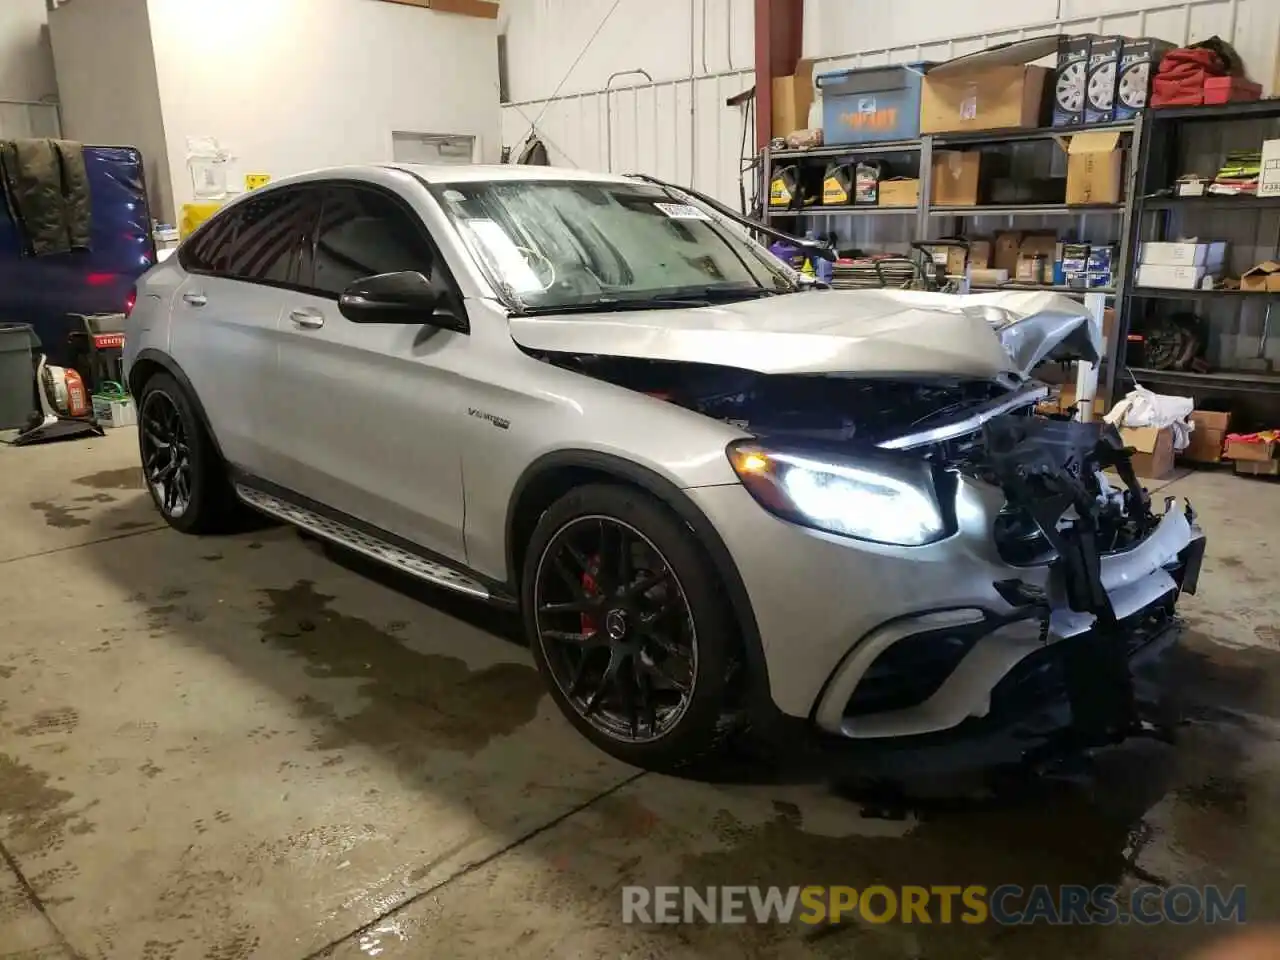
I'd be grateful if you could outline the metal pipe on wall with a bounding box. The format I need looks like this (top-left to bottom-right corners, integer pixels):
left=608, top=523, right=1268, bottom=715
left=605, top=69, right=653, bottom=171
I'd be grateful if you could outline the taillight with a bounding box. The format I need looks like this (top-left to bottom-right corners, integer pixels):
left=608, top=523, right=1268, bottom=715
left=125, top=287, right=137, bottom=317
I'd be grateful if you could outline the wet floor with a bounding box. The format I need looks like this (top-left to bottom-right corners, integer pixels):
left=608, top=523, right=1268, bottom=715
left=1, top=430, right=1277, bottom=959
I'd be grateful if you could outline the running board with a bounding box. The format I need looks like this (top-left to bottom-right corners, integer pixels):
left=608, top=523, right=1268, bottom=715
left=234, top=484, right=492, bottom=601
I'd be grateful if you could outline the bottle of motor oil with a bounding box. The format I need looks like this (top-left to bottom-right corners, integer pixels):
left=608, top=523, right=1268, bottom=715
left=822, top=162, right=854, bottom=206
left=770, top=165, right=800, bottom=207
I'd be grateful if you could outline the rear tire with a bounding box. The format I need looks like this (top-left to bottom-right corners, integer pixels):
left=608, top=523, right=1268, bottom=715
left=522, top=483, right=738, bottom=771
left=137, top=372, right=239, bottom=535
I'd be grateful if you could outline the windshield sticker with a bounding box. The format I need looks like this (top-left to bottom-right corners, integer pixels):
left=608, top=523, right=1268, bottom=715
left=654, top=202, right=711, bottom=221
left=442, top=189, right=466, bottom=202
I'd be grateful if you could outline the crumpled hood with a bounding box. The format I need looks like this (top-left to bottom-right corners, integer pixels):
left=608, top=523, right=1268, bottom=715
left=508, top=288, right=1098, bottom=378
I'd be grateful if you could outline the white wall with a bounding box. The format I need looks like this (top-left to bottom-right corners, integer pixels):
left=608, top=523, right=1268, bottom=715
left=499, top=0, right=755, bottom=207
left=49, top=0, right=173, bottom=220
left=803, top=0, right=1280, bottom=95
left=500, top=0, right=752, bottom=102
left=0, top=0, right=59, bottom=139
left=146, top=0, right=502, bottom=213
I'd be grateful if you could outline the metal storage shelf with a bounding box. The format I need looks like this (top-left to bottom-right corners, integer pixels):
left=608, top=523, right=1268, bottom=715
left=1144, top=195, right=1280, bottom=210
left=931, top=120, right=1135, bottom=146
left=1143, top=99, right=1280, bottom=122
left=1132, top=287, right=1280, bottom=300
left=769, top=205, right=916, bottom=217
left=770, top=140, right=921, bottom=161
left=969, top=283, right=1116, bottom=295
left=929, top=203, right=1123, bottom=218
left=1127, top=367, right=1280, bottom=394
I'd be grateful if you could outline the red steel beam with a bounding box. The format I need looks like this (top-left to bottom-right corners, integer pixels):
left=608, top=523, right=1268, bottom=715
left=754, top=0, right=805, bottom=148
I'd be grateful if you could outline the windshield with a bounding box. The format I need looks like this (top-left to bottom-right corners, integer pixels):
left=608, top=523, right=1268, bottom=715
left=430, top=180, right=797, bottom=313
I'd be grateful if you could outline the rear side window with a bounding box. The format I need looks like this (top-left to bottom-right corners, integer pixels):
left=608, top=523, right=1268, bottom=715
left=179, top=209, right=240, bottom=273
left=223, top=188, right=318, bottom=284
left=308, top=185, right=435, bottom=296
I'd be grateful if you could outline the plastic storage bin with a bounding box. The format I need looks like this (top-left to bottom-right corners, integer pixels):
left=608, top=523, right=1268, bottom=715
left=817, top=62, right=934, bottom=145
left=0, top=323, right=36, bottom=430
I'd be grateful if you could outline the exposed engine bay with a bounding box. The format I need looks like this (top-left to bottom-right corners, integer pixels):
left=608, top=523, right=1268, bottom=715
left=531, top=349, right=1164, bottom=572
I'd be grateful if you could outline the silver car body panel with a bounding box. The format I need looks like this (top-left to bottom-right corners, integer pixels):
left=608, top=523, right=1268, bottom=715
left=124, top=164, right=1192, bottom=744
left=509, top=288, right=1098, bottom=380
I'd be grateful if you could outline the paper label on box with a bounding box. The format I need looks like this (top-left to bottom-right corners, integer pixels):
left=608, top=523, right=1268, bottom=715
left=960, top=94, right=977, bottom=120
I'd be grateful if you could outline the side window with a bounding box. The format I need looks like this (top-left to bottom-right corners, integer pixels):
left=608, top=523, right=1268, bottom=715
left=223, top=187, right=318, bottom=284
left=179, top=208, right=241, bottom=274
left=310, top=186, right=435, bottom=297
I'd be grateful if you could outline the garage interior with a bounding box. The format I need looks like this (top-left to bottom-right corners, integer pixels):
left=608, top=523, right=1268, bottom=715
left=3, top=1, right=1280, bottom=957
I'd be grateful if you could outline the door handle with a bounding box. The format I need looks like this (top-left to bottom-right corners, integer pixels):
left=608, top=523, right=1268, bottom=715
left=289, top=308, right=325, bottom=330
left=182, top=292, right=207, bottom=307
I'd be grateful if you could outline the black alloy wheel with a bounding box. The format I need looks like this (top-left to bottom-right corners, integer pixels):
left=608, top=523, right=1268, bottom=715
left=533, top=515, right=699, bottom=744
left=141, top=388, right=193, bottom=519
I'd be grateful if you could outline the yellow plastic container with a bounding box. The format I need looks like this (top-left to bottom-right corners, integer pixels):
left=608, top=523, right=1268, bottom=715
left=180, top=202, right=224, bottom=239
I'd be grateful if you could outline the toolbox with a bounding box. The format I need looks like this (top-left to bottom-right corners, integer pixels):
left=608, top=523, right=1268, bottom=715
left=817, top=62, right=933, bottom=145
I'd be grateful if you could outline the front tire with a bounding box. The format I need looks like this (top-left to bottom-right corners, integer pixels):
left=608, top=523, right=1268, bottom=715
left=522, top=483, right=738, bottom=771
left=137, top=373, right=238, bottom=534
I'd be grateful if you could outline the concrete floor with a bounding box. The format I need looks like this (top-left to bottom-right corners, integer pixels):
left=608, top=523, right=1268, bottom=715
left=1, top=429, right=1278, bottom=960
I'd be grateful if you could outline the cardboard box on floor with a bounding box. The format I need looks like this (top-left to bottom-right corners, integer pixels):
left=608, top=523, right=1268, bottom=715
left=1225, top=436, right=1279, bottom=462
left=1120, top=425, right=1175, bottom=479
left=1066, top=131, right=1124, bottom=205
left=1183, top=410, right=1231, bottom=463
left=919, top=36, right=1056, bottom=134
left=773, top=60, right=815, bottom=138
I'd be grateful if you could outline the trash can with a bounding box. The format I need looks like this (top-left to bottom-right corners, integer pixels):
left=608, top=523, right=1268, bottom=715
left=0, top=323, right=38, bottom=430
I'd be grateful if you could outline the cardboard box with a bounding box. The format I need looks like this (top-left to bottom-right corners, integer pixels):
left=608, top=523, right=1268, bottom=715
left=1240, top=261, right=1280, bottom=292
left=772, top=60, right=815, bottom=138
left=1084, top=36, right=1122, bottom=124
left=919, top=36, right=1056, bottom=134
left=993, top=231, right=1021, bottom=275
left=1225, top=436, right=1279, bottom=462
left=1116, top=38, right=1174, bottom=119
left=1259, top=139, right=1280, bottom=198
left=878, top=177, right=920, bottom=207
left=1140, top=241, right=1227, bottom=268
left=1052, top=35, right=1093, bottom=127
left=967, top=239, right=992, bottom=269
left=931, top=151, right=982, bottom=205
left=1135, top=263, right=1208, bottom=289
left=1235, top=458, right=1280, bottom=476
left=1015, top=233, right=1057, bottom=283
left=1183, top=410, right=1232, bottom=463
left=1120, top=425, right=1175, bottom=479
left=970, top=267, right=1009, bottom=286
left=1066, top=131, right=1123, bottom=205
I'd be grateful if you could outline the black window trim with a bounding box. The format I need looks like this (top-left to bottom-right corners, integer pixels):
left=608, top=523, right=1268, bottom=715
left=177, top=178, right=467, bottom=331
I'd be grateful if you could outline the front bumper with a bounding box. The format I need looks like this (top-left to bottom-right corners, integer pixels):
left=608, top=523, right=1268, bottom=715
left=685, top=479, right=1204, bottom=740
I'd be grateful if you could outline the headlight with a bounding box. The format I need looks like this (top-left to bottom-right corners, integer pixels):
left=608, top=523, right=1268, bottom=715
left=727, top=441, right=946, bottom=546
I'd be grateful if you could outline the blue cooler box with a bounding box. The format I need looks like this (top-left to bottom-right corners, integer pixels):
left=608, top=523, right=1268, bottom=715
left=817, top=62, right=934, bottom=145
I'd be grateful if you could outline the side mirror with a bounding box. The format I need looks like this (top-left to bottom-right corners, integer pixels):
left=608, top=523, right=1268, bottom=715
left=338, top=271, right=466, bottom=331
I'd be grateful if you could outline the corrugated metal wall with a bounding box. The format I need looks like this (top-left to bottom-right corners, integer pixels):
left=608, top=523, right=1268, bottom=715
left=500, top=0, right=1280, bottom=209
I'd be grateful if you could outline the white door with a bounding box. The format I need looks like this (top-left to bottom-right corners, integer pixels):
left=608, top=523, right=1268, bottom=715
left=392, top=132, right=476, bottom=165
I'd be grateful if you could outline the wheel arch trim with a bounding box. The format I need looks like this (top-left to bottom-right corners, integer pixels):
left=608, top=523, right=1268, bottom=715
left=505, top=449, right=772, bottom=710
left=129, top=348, right=227, bottom=464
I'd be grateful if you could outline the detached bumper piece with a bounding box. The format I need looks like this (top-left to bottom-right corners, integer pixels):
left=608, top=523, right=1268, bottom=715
left=982, top=415, right=1202, bottom=747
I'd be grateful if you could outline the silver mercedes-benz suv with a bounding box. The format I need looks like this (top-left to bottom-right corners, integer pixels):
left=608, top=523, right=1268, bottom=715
left=124, top=164, right=1205, bottom=770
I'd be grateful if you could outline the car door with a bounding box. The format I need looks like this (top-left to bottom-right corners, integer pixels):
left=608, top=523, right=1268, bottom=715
left=270, top=181, right=468, bottom=562
left=171, top=186, right=314, bottom=479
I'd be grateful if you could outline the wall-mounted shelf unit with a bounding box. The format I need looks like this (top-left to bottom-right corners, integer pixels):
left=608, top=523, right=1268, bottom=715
left=759, top=119, right=1145, bottom=411
left=1117, top=99, right=1280, bottom=409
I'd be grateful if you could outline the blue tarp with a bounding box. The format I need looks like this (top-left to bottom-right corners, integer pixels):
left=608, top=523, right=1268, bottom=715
left=0, top=145, right=154, bottom=366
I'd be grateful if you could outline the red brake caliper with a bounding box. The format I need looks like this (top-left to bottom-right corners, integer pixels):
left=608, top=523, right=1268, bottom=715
left=581, top=554, right=602, bottom=636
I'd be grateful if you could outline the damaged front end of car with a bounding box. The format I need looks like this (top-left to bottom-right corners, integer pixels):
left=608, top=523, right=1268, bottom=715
left=514, top=289, right=1206, bottom=760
